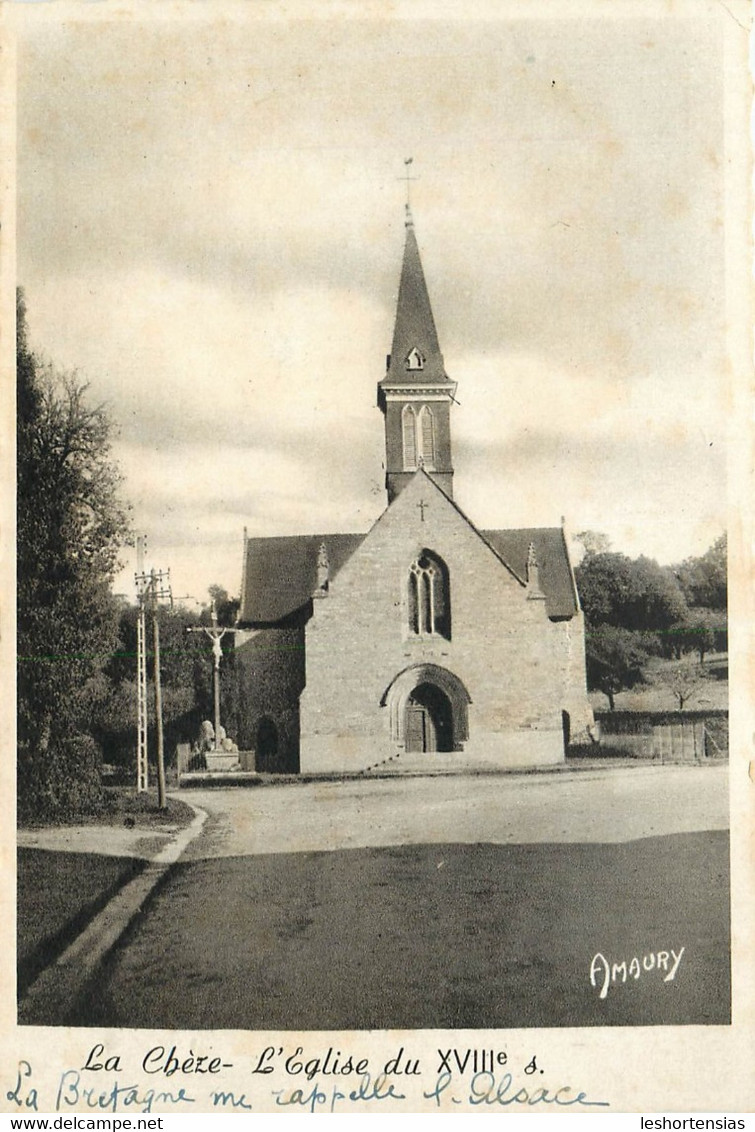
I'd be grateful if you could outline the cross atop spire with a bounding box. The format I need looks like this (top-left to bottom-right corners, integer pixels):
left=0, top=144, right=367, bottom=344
left=398, top=157, right=418, bottom=224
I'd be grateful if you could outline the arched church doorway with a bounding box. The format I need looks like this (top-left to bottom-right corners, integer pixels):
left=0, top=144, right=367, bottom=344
left=256, top=716, right=279, bottom=772
left=405, top=682, right=454, bottom=753
left=382, top=663, right=471, bottom=754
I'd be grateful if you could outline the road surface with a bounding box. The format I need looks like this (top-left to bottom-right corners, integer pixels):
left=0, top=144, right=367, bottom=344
left=184, top=763, right=729, bottom=858
left=71, top=764, right=730, bottom=1031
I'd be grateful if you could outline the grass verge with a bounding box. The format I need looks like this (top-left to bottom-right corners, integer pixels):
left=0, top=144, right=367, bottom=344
left=17, top=848, right=145, bottom=996
left=19, top=788, right=196, bottom=830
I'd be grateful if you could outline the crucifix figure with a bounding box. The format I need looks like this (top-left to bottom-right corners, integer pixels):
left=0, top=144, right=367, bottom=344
left=187, top=603, right=238, bottom=750
left=417, top=498, right=429, bottom=522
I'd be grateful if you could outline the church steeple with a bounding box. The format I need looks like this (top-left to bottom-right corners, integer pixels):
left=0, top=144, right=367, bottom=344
left=378, top=207, right=457, bottom=503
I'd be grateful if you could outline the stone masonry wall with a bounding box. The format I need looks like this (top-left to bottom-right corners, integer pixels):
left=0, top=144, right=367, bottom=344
left=300, top=472, right=589, bottom=772
left=233, top=623, right=305, bottom=773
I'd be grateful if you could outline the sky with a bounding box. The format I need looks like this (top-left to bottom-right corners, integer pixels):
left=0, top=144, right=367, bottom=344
left=15, top=8, right=733, bottom=606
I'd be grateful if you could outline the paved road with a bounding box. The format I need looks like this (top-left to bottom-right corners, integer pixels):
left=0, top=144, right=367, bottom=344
left=184, top=763, right=729, bottom=859
left=71, top=764, right=730, bottom=1031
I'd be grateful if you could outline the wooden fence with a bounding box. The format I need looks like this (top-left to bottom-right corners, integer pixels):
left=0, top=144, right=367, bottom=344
left=593, top=710, right=728, bottom=762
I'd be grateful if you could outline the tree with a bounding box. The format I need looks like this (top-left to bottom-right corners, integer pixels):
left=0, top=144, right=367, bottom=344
left=655, top=663, right=706, bottom=710
left=585, top=626, right=648, bottom=711
left=103, top=599, right=229, bottom=765
left=675, top=534, right=727, bottom=611
left=576, top=552, right=687, bottom=632
left=203, top=584, right=239, bottom=628
left=17, top=290, right=131, bottom=818
left=574, top=530, right=612, bottom=560
left=663, top=605, right=722, bottom=663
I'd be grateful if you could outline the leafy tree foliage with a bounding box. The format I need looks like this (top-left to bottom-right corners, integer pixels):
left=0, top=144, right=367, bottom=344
left=574, top=530, right=612, bottom=559
left=675, top=534, right=727, bottom=611
left=202, top=584, right=239, bottom=628
left=584, top=626, right=647, bottom=711
left=576, top=532, right=727, bottom=710
left=663, top=611, right=717, bottom=663
left=17, top=291, right=131, bottom=818
left=99, top=592, right=239, bottom=770
left=653, top=663, right=707, bottom=710
left=576, top=552, right=687, bottom=633
left=576, top=540, right=687, bottom=707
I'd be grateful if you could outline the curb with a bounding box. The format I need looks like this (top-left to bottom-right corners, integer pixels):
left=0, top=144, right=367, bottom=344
left=178, top=758, right=721, bottom=789
left=18, top=800, right=208, bottom=1026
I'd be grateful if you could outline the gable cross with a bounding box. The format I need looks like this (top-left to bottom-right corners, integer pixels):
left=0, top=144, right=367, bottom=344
left=417, top=498, right=429, bottom=522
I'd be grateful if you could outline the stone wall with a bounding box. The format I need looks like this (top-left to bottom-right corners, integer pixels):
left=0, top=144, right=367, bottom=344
left=299, top=473, right=590, bottom=773
left=232, top=622, right=305, bottom=773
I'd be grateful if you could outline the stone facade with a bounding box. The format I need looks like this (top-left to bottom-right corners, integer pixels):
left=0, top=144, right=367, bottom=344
left=233, top=208, right=592, bottom=774
left=298, top=470, right=590, bottom=773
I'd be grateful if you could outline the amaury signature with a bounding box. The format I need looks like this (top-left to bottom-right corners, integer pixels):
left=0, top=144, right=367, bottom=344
left=590, top=947, right=685, bottom=999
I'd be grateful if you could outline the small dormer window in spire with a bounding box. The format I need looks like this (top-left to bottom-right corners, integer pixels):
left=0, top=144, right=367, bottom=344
left=405, top=346, right=425, bottom=371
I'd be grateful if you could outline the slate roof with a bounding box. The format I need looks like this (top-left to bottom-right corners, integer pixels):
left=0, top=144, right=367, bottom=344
left=381, top=216, right=448, bottom=385
left=480, top=528, right=579, bottom=620
left=239, top=533, right=365, bottom=624
left=238, top=524, right=578, bottom=625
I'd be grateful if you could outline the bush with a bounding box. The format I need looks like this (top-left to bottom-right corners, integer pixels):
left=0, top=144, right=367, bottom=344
left=567, top=742, right=636, bottom=760
left=18, top=733, right=105, bottom=823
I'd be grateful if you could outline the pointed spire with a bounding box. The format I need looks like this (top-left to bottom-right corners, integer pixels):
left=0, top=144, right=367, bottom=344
left=378, top=194, right=457, bottom=505
left=386, top=218, right=446, bottom=385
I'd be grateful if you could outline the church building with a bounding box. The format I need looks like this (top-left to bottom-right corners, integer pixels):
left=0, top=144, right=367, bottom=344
left=233, top=206, right=592, bottom=774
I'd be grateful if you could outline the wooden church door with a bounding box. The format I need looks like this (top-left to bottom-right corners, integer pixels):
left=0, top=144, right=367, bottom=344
left=406, top=704, right=437, bottom=752
left=405, top=684, right=452, bottom=753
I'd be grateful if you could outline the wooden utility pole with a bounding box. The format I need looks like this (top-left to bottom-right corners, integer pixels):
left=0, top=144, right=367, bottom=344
left=152, top=572, right=167, bottom=809
left=135, top=558, right=172, bottom=809
left=135, top=537, right=149, bottom=793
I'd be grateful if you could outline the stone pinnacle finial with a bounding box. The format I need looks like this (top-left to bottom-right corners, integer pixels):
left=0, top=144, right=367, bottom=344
left=315, top=541, right=330, bottom=596
left=526, top=541, right=546, bottom=602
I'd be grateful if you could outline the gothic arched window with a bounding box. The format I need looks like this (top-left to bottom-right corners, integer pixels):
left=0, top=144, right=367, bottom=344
left=408, top=550, right=450, bottom=638
left=419, top=405, right=435, bottom=468
left=402, top=405, right=417, bottom=469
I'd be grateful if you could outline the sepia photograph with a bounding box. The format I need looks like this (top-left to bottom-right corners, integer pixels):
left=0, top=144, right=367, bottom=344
left=3, top=0, right=753, bottom=1115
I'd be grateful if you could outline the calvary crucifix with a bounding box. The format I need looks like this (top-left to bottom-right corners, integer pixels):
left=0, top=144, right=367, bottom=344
left=187, top=603, right=238, bottom=750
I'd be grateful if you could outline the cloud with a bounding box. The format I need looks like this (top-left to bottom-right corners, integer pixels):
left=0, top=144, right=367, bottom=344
left=18, top=15, right=730, bottom=602
left=19, top=16, right=724, bottom=386
left=24, top=267, right=388, bottom=442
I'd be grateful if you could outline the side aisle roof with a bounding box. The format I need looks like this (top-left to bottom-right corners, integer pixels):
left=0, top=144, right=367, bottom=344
left=238, top=526, right=578, bottom=625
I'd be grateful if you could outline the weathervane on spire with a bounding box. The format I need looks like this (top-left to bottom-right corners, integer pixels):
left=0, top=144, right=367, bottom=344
left=398, top=157, right=419, bottom=225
